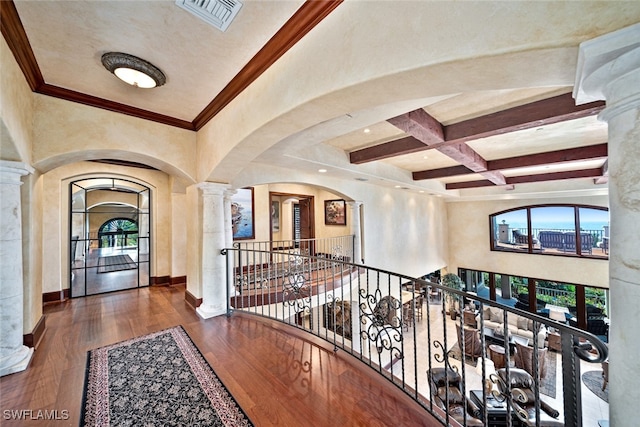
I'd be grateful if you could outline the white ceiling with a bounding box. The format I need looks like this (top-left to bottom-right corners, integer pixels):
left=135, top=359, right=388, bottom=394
left=7, top=1, right=625, bottom=199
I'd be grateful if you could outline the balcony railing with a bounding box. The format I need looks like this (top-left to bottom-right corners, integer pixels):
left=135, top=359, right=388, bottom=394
left=223, top=243, right=608, bottom=427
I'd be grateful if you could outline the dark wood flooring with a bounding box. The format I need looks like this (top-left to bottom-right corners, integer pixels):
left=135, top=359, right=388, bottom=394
left=0, top=285, right=441, bottom=426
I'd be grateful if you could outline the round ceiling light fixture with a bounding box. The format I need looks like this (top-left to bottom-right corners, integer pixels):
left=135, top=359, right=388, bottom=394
left=101, top=52, right=166, bottom=88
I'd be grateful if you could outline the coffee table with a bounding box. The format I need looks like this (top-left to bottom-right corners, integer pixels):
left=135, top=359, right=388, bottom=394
left=470, top=390, right=518, bottom=427
left=482, top=327, right=529, bottom=354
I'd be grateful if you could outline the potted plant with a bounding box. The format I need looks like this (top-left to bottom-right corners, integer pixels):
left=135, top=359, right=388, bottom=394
left=441, top=273, right=463, bottom=320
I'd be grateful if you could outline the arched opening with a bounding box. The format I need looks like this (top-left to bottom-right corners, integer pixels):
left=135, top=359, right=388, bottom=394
left=69, top=177, right=151, bottom=296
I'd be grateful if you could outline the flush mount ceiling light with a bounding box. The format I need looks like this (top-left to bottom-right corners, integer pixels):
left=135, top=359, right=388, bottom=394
left=101, top=52, right=166, bottom=88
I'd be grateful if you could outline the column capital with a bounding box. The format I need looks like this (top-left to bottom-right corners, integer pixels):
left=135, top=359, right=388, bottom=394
left=195, top=182, right=230, bottom=196
left=0, top=161, right=34, bottom=185
left=346, top=200, right=364, bottom=208
left=574, top=23, right=640, bottom=120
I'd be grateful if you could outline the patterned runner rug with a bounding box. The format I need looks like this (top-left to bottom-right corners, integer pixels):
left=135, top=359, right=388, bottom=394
left=97, top=254, right=137, bottom=273
left=81, top=326, right=253, bottom=426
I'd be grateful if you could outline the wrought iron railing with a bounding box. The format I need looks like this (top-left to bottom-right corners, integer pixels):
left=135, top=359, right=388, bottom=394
left=222, top=245, right=608, bottom=427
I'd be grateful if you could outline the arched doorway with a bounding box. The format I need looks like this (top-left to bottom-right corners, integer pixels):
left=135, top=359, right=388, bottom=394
left=69, top=177, right=151, bottom=296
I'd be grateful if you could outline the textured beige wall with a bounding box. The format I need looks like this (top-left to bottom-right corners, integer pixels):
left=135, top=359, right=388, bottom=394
left=31, top=95, right=197, bottom=182
left=447, top=195, right=609, bottom=288
left=230, top=178, right=448, bottom=279
left=0, top=38, right=33, bottom=163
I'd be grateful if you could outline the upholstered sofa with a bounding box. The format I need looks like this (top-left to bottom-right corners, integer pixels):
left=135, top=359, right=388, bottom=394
left=478, top=306, right=547, bottom=348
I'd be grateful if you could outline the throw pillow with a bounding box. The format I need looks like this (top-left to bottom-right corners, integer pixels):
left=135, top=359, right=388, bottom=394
left=516, top=316, right=528, bottom=330
left=490, top=308, right=502, bottom=323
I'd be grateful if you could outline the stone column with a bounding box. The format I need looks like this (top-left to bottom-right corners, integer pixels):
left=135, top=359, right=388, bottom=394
left=574, top=22, right=640, bottom=426
left=195, top=182, right=230, bottom=319
left=347, top=201, right=363, bottom=264
left=0, top=161, right=34, bottom=376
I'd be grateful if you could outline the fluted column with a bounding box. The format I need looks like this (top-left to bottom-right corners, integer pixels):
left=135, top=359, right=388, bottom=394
left=195, top=182, right=230, bottom=319
left=347, top=201, right=363, bottom=264
left=574, top=22, right=640, bottom=426
left=0, top=161, right=34, bottom=376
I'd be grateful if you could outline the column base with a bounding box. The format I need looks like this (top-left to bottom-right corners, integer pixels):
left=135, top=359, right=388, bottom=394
left=196, top=304, right=225, bottom=319
left=0, top=345, right=34, bottom=377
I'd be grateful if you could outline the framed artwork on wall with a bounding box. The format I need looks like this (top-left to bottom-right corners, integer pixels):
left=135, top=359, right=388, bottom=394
left=324, top=199, right=346, bottom=226
left=232, top=187, right=255, bottom=240
left=271, top=200, right=280, bottom=232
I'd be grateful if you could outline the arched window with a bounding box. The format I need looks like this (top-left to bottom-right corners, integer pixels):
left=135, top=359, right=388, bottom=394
left=98, top=217, right=138, bottom=248
left=490, top=204, right=609, bottom=259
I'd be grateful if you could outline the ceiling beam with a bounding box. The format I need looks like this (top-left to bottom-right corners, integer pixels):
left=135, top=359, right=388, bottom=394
left=387, top=109, right=506, bottom=185
left=445, top=168, right=604, bottom=190
left=413, top=143, right=609, bottom=180
left=350, top=93, right=606, bottom=164
left=350, top=136, right=428, bottom=164
left=594, top=160, right=609, bottom=184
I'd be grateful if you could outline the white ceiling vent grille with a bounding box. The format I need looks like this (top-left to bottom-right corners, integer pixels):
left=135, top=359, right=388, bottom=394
left=175, top=0, right=243, bottom=32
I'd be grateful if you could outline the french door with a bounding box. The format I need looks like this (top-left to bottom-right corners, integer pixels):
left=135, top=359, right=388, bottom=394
left=69, top=177, right=151, bottom=297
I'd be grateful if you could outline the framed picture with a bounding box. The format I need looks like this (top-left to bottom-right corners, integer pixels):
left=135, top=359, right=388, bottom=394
left=271, top=200, right=280, bottom=232
left=231, top=188, right=255, bottom=240
left=324, top=199, right=347, bottom=226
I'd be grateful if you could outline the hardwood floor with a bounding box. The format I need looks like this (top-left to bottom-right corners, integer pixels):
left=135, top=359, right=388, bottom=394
left=0, top=285, right=440, bottom=426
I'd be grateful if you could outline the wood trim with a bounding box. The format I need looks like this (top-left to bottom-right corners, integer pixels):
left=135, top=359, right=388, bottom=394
left=2, top=0, right=342, bottom=131
left=23, top=315, right=46, bottom=349
left=185, top=289, right=202, bottom=309
left=0, top=0, right=43, bottom=91
left=151, top=275, right=171, bottom=286
left=170, top=275, right=187, bottom=286
left=39, top=84, right=194, bottom=130
left=193, top=0, right=343, bottom=130
left=42, top=289, right=70, bottom=304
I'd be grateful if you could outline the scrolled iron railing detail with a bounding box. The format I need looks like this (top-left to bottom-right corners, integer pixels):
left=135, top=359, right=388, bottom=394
left=359, top=288, right=403, bottom=357
left=223, top=242, right=609, bottom=427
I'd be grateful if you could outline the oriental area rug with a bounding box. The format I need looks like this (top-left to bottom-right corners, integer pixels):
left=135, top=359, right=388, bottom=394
left=97, top=254, right=137, bottom=274
left=81, top=326, right=253, bottom=427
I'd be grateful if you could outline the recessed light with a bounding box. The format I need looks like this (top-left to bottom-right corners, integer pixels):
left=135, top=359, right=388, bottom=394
left=318, top=169, right=327, bottom=173
left=363, top=128, right=371, bottom=134
left=394, top=185, right=401, bottom=188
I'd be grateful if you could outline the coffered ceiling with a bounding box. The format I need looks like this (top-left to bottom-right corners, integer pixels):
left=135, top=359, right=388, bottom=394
left=2, top=0, right=627, bottom=198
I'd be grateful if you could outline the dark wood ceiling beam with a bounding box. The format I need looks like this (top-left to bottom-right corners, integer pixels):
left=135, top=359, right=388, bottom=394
left=594, top=159, right=609, bottom=184
left=388, top=108, right=506, bottom=185
left=445, top=168, right=604, bottom=190
left=413, top=165, right=473, bottom=180
left=387, top=109, right=444, bottom=145
left=487, top=143, right=608, bottom=170
left=350, top=136, right=427, bottom=164
left=350, top=93, right=606, bottom=164
left=413, top=143, right=609, bottom=180
left=445, top=93, right=606, bottom=142
left=193, top=0, right=343, bottom=130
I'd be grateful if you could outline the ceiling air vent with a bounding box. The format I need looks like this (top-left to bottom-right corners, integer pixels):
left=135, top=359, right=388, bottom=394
left=175, top=0, right=243, bottom=32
